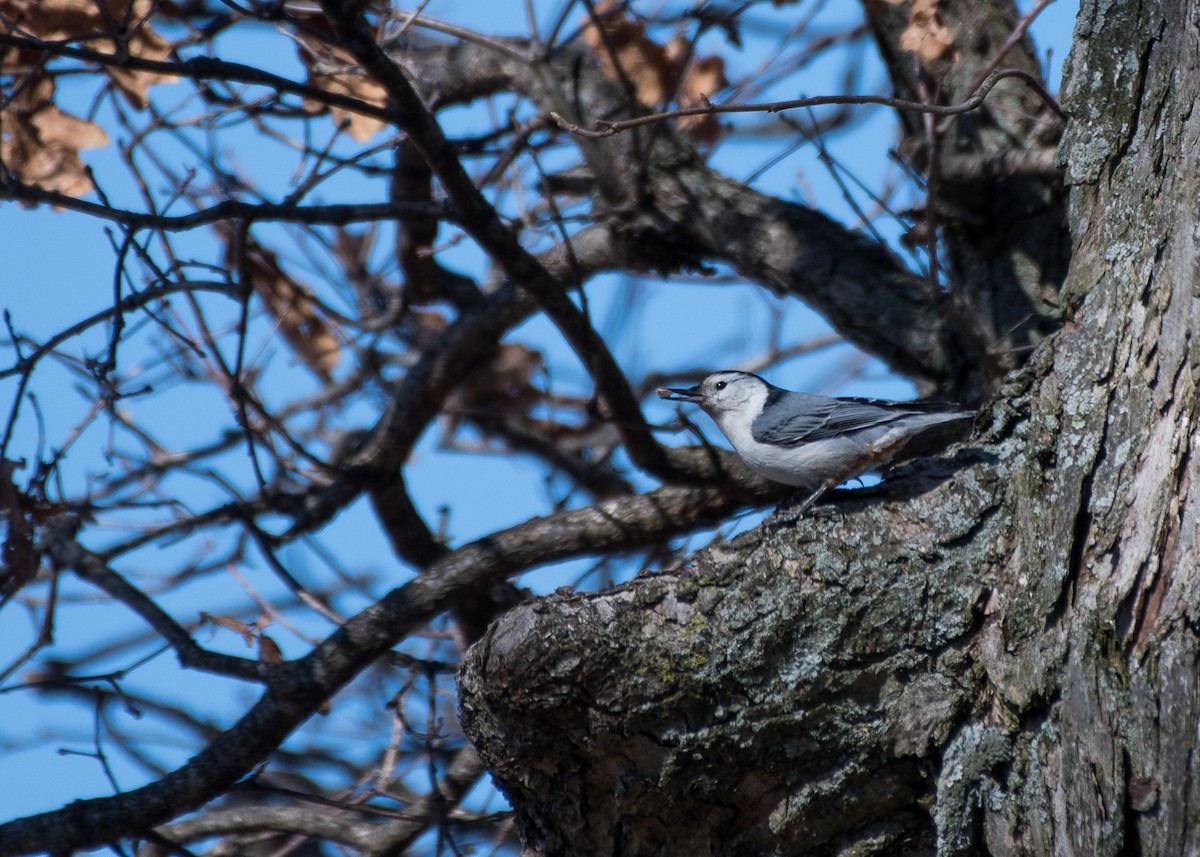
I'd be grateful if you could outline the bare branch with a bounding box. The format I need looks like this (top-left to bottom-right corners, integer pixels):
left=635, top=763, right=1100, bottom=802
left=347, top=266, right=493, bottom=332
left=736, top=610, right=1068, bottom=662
left=0, top=481, right=751, bottom=854
left=39, top=517, right=281, bottom=683
left=0, top=182, right=456, bottom=231
left=0, top=31, right=397, bottom=124
left=548, top=68, right=1065, bottom=138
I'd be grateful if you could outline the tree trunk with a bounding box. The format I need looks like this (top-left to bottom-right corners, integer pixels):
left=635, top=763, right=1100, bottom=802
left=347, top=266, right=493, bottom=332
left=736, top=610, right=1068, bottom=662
left=459, top=0, right=1200, bottom=853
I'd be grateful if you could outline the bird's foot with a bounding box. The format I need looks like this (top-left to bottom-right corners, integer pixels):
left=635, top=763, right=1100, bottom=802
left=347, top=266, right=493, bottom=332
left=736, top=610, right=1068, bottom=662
left=792, top=482, right=831, bottom=515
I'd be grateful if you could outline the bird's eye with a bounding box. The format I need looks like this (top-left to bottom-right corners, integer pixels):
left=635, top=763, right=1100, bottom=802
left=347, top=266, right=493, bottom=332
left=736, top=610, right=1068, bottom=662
left=714, top=381, right=727, bottom=391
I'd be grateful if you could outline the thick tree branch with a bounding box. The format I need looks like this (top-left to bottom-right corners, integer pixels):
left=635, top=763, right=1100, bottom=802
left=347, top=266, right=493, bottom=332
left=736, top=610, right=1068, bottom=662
left=149, top=804, right=374, bottom=850
left=938, top=147, right=1062, bottom=182
left=460, top=451, right=1001, bottom=855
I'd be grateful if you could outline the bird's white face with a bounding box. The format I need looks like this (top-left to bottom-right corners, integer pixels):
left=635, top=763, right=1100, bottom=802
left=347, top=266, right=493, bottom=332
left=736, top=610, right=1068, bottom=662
left=657, top=371, right=769, bottom=417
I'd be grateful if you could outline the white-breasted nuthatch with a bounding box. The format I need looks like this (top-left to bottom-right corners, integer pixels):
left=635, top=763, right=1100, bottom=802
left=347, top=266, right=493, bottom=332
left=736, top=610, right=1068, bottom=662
left=658, top=371, right=973, bottom=498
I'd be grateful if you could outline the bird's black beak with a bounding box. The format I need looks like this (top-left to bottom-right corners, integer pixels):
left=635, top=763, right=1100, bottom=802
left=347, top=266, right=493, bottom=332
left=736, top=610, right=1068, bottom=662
left=657, top=385, right=703, bottom=402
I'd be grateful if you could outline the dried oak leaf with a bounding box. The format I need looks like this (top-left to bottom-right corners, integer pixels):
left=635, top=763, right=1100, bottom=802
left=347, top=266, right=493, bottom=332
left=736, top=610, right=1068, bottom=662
left=257, top=634, right=283, bottom=664
left=1, top=74, right=108, bottom=197
left=667, top=37, right=728, bottom=145
left=583, top=0, right=728, bottom=143
left=461, top=343, right=545, bottom=412
left=584, top=0, right=674, bottom=105
left=443, top=342, right=546, bottom=441
left=222, top=229, right=342, bottom=383
left=294, top=30, right=389, bottom=142
left=1, top=0, right=175, bottom=195
left=891, top=0, right=958, bottom=68
left=0, top=0, right=176, bottom=109
left=200, top=612, right=258, bottom=646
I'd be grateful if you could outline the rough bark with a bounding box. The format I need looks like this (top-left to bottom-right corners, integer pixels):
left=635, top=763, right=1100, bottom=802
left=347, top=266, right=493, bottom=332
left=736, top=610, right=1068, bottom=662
left=458, top=1, right=1200, bottom=854
left=461, top=454, right=998, bottom=855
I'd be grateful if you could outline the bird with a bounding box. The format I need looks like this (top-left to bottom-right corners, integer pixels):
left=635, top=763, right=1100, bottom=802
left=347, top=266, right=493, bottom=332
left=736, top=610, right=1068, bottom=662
left=657, top=370, right=974, bottom=505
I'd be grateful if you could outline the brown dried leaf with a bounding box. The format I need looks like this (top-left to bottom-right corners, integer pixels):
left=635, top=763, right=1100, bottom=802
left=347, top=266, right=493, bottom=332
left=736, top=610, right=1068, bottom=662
left=455, top=343, right=545, bottom=416
left=257, top=634, right=283, bottom=664
left=201, top=612, right=257, bottom=646
left=670, top=41, right=728, bottom=144
left=250, top=256, right=341, bottom=382
left=294, top=30, right=389, bottom=142
left=1, top=74, right=108, bottom=197
left=486, top=343, right=544, bottom=405
left=0, top=0, right=176, bottom=108
left=332, top=225, right=389, bottom=300
left=332, top=225, right=376, bottom=271
left=678, top=54, right=728, bottom=107
left=0, top=0, right=174, bottom=195
left=584, top=0, right=674, bottom=106
left=898, top=0, right=958, bottom=68
left=442, top=342, right=546, bottom=446
left=405, top=309, right=449, bottom=351
left=221, top=230, right=342, bottom=383
left=104, top=16, right=174, bottom=108
left=583, top=1, right=728, bottom=143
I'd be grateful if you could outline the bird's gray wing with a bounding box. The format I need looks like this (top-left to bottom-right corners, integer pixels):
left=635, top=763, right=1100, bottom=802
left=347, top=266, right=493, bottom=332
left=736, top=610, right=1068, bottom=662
left=751, top=394, right=916, bottom=446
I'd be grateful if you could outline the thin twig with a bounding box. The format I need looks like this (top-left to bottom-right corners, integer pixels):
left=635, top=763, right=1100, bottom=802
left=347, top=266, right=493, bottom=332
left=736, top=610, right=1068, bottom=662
left=0, top=182, right=454, bottom=231
left=549, top=68, right=1065, bottom=138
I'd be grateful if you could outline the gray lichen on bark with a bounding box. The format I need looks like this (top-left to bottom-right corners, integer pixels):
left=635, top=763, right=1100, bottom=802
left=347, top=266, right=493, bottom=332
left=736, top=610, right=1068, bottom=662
left=461, top=451, right=1006, bottom=855
left=934, top=724, right=1012, bottom=856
